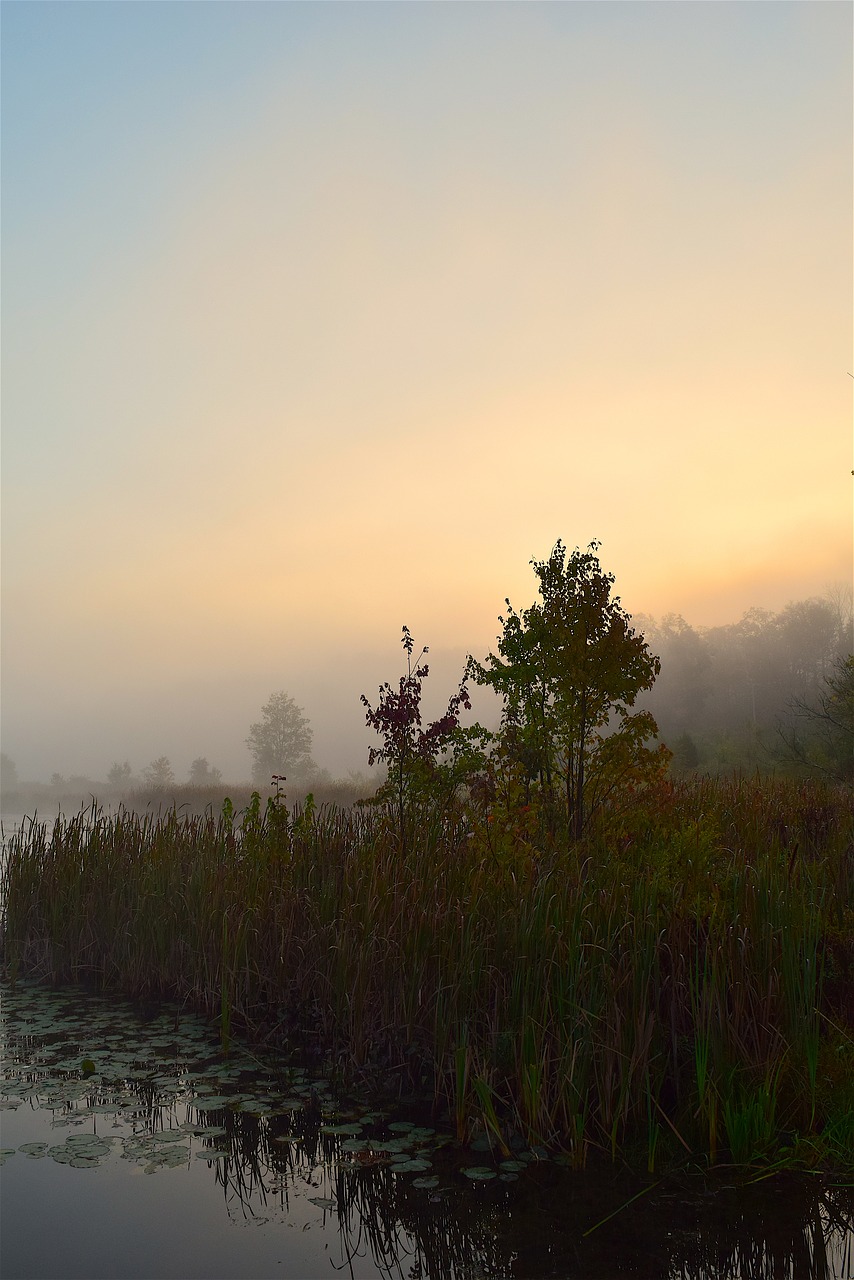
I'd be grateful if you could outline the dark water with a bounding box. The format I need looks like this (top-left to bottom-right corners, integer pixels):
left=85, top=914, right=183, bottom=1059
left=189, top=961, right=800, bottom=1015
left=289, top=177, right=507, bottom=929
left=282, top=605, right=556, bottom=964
left=0, top=981, right=851, bottom=1280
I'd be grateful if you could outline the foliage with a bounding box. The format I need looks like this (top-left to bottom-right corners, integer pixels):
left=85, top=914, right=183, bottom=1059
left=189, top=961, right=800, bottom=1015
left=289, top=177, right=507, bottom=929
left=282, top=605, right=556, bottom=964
left=361, top=626, right=471, bottom=839
left=777, top=654, right=854, bottom=783
left=188, top=757, right=223, bottom=787
left=0, top=753, right=19, bottom=793
left=107, top=761, right=133, bottom=789
left=143, top=757, right=174, bottom=789
left=643, top=589, right=852, bottom=773
left=246, top=691, right=315, bottom=787
left=2, top=775, right=852, bottom=1171
left=469, top=541, right=669, bottom=839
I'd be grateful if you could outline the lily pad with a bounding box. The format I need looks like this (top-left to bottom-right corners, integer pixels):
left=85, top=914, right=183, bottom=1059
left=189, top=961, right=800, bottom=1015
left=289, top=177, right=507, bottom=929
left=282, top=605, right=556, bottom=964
left=308, top=1197, right=337, bottom=1211
left=461, top=1166, right=497, bottom=1181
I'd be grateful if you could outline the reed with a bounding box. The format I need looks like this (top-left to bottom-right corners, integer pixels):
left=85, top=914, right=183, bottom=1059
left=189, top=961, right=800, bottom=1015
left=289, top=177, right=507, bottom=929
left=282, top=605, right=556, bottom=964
left=1, top=776, right=852, bottom=1168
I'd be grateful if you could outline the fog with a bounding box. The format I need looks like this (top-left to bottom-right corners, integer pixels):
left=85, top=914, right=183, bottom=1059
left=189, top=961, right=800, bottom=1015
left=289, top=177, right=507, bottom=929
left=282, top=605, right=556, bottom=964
left=2, top=4, right=850, bottom=796
left=2, top=583, right=851, bottom=796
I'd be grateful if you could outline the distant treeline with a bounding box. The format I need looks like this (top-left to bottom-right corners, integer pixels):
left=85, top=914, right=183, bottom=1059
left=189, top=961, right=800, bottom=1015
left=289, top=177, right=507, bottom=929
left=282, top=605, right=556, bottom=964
left=0, top=770, right=376, bottom=819
left=2, top=591, right=851, bottom=813
left=637, top=594, right=851, bottom=779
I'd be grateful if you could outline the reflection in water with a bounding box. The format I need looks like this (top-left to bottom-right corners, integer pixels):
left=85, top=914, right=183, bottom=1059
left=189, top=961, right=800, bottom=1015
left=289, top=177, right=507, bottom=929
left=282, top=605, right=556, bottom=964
left=0, top=980, right=851, bottom=1279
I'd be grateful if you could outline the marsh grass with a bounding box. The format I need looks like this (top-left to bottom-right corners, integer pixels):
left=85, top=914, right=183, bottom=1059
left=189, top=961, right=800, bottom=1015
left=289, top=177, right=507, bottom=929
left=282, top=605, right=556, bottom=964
left=1, top=776, right=852, bottom=1169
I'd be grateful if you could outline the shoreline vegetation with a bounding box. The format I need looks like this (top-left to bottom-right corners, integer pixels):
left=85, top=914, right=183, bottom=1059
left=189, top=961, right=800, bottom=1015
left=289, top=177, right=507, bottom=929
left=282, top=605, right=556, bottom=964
left=2, top=773, right=852, bottom=1176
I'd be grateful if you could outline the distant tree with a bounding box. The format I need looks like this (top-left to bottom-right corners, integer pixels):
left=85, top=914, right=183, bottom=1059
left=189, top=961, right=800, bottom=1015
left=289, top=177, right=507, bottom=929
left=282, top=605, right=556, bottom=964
left=671, top=733, right=701, bottom=772
left=143, top=757, right=175, bottom=789
left=50, top=773, right=66, bottom=790
left=469, top=541, right=669, bottom=840
left=779, top=599, right=847, bottom=694
left=0, top=753, right=19, bottom=793
left=647, top=614, right=712, bottom=737
left=107, top=761, right=133, bottom=789
left=188, top=757, right=223, bottom=787
left=778, top=654, right=854, bottom=783
left=246, top=692, right=315, bottom=787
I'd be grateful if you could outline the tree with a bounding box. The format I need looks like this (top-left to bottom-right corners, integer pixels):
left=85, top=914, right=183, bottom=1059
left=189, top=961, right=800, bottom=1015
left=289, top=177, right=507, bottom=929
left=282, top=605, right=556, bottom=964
left=144, top=757, right=175, bottom=789
left=361, top=626, right=471, bottom=839
left=107, top=761, right=133, bottom=789
left=0, top=753, right=19, bottom=794
left=188, top=757, right=223, bottom=786
left=469, top=541, right=668, bottom=840
left=778, top=654, right=854, bottom=783
left=246, top=692, right=315, bottom=787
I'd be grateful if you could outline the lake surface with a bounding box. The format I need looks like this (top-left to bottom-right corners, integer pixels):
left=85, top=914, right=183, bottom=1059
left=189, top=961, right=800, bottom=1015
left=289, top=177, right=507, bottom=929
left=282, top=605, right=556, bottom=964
left=0, top=980, right=851, bottom=1279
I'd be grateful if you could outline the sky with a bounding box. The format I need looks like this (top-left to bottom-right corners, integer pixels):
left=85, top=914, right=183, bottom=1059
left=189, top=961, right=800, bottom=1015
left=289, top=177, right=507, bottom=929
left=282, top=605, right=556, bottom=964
left=2, top=1, right=851, bottom=785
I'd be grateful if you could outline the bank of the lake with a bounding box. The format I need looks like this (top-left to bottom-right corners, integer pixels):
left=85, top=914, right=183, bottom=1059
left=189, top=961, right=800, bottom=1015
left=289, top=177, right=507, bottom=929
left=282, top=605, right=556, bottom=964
left=1, top=775, right=852, bottom=1177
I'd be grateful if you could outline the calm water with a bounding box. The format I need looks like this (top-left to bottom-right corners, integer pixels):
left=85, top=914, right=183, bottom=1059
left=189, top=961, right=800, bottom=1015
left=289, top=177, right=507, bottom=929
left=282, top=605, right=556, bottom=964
left=0, top=980, right=851, bottom=1280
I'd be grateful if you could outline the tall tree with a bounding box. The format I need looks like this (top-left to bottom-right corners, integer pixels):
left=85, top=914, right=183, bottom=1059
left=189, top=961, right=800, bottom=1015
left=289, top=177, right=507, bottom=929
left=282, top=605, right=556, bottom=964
left=246, top=692, right=315, bottom=786
left=470, top=541, right=668, bottom=839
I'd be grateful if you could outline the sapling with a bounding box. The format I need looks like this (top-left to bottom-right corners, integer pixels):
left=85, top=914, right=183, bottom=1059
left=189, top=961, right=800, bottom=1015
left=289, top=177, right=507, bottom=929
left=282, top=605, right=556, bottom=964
left=361, top=626, right=471, bottom=846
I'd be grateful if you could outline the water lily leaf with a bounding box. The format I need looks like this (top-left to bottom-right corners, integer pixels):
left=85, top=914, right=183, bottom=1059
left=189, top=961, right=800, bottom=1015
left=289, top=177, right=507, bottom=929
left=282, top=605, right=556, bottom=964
left=392, top=1159, right=432, bottom=1173
left=412, top=1176, right=440, bottom=1189
left=19, top=1143, right=48, bottom=1156
left=308, top=1197, right=336, bottom=1211
left=499, top=1159, right=526, bottom=1172
left=387, top=1121, right=415, bottom=1132
left=320, top=1123, right=362, bottom=1136
left=461, top=1166, right=497, bottom=1180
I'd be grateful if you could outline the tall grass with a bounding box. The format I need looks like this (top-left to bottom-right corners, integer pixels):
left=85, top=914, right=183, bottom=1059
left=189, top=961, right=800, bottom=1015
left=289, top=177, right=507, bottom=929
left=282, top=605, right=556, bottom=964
left=1, top=776, right=852, bottom=1167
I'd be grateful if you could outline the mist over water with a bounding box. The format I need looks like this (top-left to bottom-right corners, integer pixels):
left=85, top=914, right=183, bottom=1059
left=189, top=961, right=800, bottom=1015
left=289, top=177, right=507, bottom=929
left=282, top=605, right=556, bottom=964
left=2, top=586, right=850, bottom=802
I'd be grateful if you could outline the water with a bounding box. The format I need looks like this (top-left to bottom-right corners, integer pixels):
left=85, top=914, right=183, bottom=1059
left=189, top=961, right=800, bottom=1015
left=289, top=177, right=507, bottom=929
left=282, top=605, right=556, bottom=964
left=0, top=981, right=851, bottom=1279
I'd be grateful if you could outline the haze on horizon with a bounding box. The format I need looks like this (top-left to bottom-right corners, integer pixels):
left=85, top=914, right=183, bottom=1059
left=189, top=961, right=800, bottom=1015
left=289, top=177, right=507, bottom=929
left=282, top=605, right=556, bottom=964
left=2, top=2, right=851, bottom=786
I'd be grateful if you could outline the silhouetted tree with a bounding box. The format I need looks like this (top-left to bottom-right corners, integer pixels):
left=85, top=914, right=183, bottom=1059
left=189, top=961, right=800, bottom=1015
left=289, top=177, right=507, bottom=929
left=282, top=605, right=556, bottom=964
left=246, top=692, right=315, bottom=786
left=362, top=626, right=471, bottom=840
left=188, top=757, right=223, bottom=786
left=469, top=541, right=668, bottom=839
